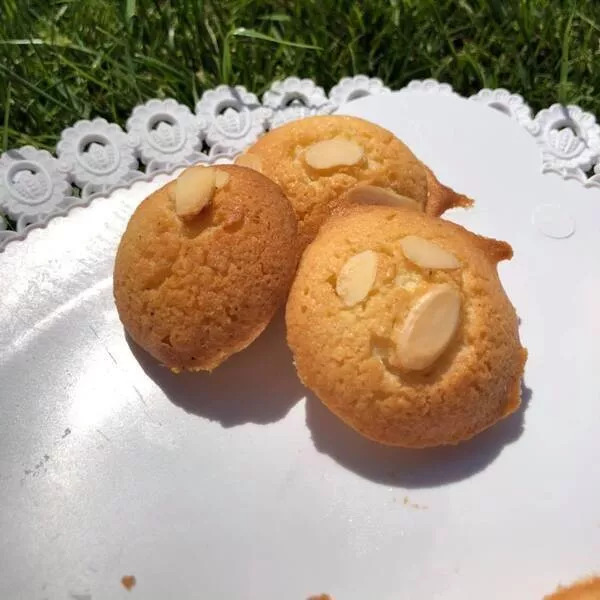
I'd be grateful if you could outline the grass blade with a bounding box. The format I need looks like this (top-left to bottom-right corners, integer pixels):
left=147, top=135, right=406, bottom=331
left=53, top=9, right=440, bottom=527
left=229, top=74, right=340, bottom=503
left=231, top=28, right=322, bottom=50
left=3, top=83, right=12, bottom=152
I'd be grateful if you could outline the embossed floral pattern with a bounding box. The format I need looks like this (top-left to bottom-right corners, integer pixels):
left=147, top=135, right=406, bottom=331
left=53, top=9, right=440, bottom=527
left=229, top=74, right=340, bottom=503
left=0, top=146, right=73, bottom=222
left=127, top=99, right=207, bottom=171
left=56, top=118, right=141, bottom=198
left=263, top=77, right=334, bottom=127
left=532, top=104, right=600, bottom=170
left=329, top=75, right=390, bottom=106
left=196, top=85, right=272, bottom=153
left=402, top=79, right=456, bottom=96
left=2, top=76, right=599, bottom=251
left=470, top=88, right=536, bottom=132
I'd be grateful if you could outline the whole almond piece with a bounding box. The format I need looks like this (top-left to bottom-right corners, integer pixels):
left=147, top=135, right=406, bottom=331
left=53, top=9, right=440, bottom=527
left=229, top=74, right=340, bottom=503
left=400, top=235, right=460, bottom=269
left=336, top=250, right=378, bottom=306
left=235, top=153, right=263, bottom=172
left=175, top=166, right=216, bottom=220
left=391, top=283, right=461, bottom=370
left=347, top=185, right=421, bottom=211
left=304, top=139, right=364, bottom=171
left=215, top=169, right=230, bottom=188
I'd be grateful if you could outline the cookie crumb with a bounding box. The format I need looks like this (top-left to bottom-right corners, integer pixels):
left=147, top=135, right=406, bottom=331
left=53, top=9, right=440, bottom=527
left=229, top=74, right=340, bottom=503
left=121, top=575, right=136, bottom=591
left=544, top=576, right=600, bottom=599
left=308, top=595, right=333, bottom=600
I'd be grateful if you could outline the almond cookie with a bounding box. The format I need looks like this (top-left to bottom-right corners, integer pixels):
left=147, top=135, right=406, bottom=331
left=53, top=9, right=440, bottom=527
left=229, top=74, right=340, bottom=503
left=545, top=577, right=600, bottom=599
left=240, top=115, right=469, bottom=249
left=114, top=164, right=298, bottom=372
left=286, top=204, right=526, bottom=447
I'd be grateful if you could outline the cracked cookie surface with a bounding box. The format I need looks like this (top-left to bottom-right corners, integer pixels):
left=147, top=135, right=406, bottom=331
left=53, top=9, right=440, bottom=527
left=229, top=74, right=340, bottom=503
left=114, top=165, right=298, bottom=371
left=244, top=115, right=469, bottom=249
left=285, top=204, right=526, bottom=447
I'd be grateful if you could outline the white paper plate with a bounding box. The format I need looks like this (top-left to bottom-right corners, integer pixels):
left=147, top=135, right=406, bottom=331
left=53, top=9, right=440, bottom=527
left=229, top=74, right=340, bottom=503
left=2, top=91, right=600, bottom=600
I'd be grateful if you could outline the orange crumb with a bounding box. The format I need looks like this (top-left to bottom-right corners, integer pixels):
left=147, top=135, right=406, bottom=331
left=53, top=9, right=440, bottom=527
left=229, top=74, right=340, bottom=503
left=121, top=575, right=136, bottom=591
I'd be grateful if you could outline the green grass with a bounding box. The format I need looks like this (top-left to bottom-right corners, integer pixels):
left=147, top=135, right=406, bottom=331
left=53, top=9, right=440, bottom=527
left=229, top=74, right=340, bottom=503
left=0, top=0, right=599, bottom=153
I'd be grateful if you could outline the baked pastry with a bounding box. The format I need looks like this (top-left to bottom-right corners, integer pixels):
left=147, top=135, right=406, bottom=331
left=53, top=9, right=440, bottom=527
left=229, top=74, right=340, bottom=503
left=114, top=164, right=298, bottom=371
left=286, top=204, right=526, bottom=447
left=545, top=577, right=600, bottom=599
left=239, top=115, right=469, bottom=249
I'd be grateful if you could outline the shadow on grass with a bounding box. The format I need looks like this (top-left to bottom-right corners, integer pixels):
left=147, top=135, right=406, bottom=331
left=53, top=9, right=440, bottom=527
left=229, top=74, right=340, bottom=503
left=305, top=383, right=532, bottom=489
left=128, top=311, right=305, bottom=427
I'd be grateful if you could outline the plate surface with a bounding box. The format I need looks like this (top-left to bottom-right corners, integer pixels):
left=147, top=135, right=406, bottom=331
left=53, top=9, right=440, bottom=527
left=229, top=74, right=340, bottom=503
left=2, top=91, right=600, bottom=600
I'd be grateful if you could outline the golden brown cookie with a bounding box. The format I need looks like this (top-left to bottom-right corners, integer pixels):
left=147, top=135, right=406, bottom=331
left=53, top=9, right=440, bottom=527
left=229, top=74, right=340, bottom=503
left=241, top=115, right=469, bottom=249
left=545, top=577, right=600, bottom=599
left=114, top=164, right=298, bottom=372
left=286, top=204, right=526, bottom=447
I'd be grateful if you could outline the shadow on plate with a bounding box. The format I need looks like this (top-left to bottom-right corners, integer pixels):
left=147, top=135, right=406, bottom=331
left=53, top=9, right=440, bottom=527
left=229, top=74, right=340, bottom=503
left=128, top=311, right=307, bottom=427
left=305, top=382, right=532, bottom=489
left=129, top=308, right=532, bottom=487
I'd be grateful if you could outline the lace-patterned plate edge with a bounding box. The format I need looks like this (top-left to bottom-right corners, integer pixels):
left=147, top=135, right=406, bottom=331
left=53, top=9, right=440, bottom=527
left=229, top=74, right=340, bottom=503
left=1, top=76, right=598, bottom=251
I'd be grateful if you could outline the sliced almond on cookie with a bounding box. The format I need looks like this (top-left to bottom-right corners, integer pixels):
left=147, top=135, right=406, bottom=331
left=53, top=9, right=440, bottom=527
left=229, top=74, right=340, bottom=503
left=234, top=153, right=263, bottom=172
left=391, top=283, right=461, bottom=370
left=304, top=139, right=364, bottom=170
left=347, top=185, right=421, bottom=211
left=336, top=250, right=378, bottom=306
left=214, top=169, right=230, bottom=188
left=400, top=235, right=460, bottom=269
left=175, top=166, right=216, bottom=220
